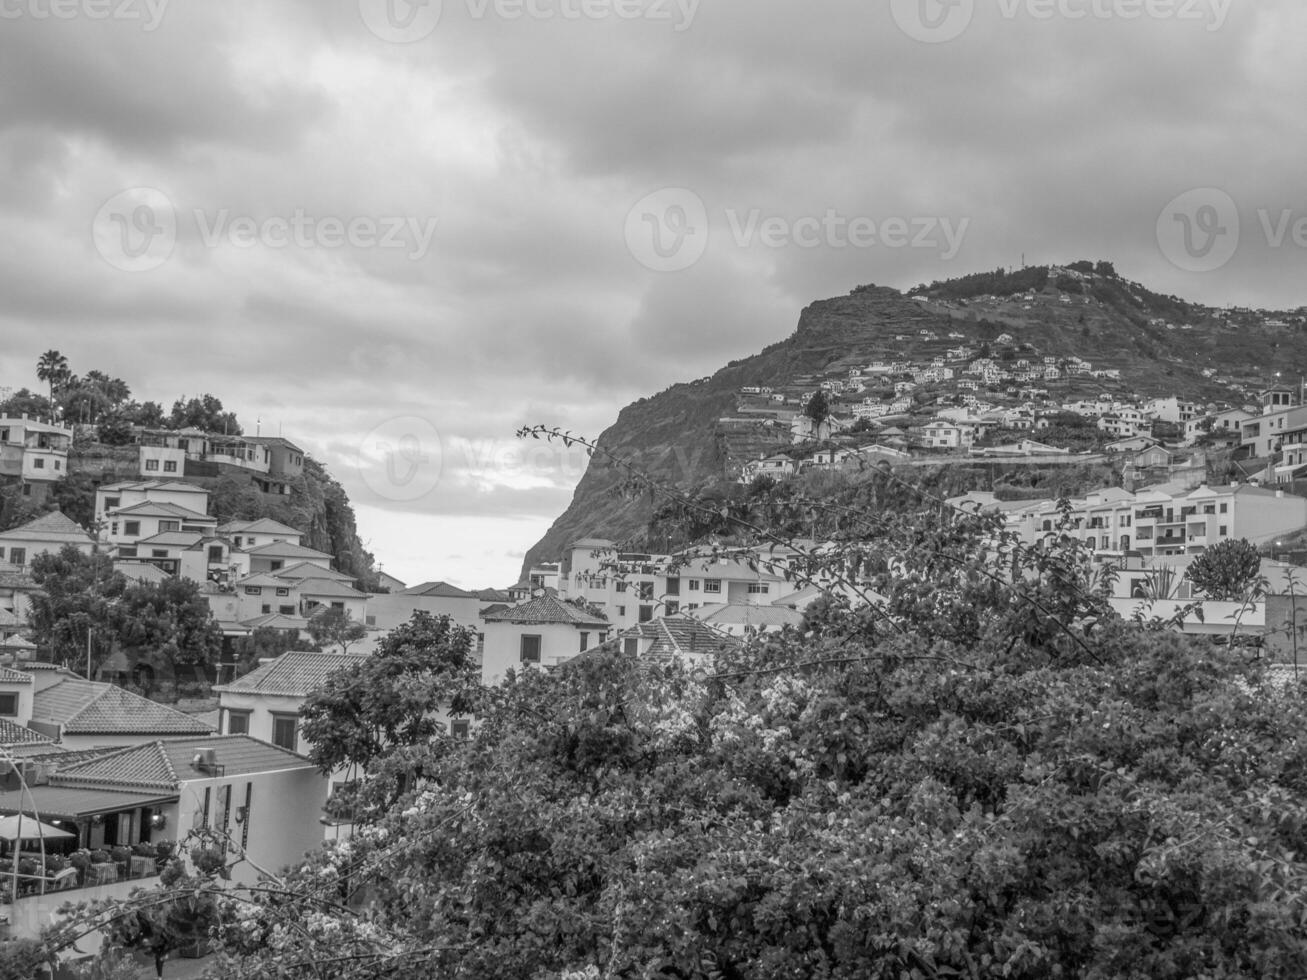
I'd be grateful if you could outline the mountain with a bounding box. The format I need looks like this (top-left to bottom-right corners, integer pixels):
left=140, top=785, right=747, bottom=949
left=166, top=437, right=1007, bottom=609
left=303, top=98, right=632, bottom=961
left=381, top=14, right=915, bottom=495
left=522, top=264, right=1307, bottom=573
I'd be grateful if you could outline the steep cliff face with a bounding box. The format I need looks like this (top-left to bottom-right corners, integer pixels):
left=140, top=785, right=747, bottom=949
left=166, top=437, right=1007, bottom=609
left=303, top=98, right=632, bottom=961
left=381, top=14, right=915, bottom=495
left=521, top=288, right=926, bottom=571
left=522, top=269, right=1307, bottom=575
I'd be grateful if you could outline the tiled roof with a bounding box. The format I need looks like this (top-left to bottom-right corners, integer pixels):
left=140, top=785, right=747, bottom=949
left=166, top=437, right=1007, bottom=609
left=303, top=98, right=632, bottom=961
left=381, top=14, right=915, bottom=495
left=614, top=616, right=742, bottom=661
left=111, top=501, right=215, bottom=521
left=245, top=436, right=306, bottom=453
left=0, top=718, right=51, bottom=745
left=240, top=613, right=310, bottom=630
left=477, top=589, right=512, bottom=603
left=693, top=603, right=805, bottom=629
left=482, top=592, right=608, bottom=627
left=0, top=785, right=179, bottom=819
left=0, top=511, right=93, bottom=543
left=49, top=736, right=314, bottom=792
left=136, top=531, right=205, bottom=547
left=297, top=578, right=366, bottom=598
left=275, top=562, right=354, bottom=581
left=214, top=650, right=368, bottom=697
left=32, top=679, right=215, bottom=735
left=115, top=562, right=172, bottom=585
left=100, top=480, right=205, bottom=494
left=12, top=661, right=62, bottom=672
left=0, top=667, right=33, bottom=684
left=235, top=572, right=290, bottom=588
left=401, top=581, right=477, bottom=598
left=243, top=542, right=333, bottom=560
left=219, top=518, right=304, bottom=537
left=0, top=571, right=38, bottom=590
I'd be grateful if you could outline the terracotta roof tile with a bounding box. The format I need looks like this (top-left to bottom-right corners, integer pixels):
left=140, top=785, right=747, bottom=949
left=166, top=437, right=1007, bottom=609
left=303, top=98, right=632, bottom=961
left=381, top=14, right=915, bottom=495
left=0, top=511, right=93, bottom=543
left=0, top=718, right=52, bottom=746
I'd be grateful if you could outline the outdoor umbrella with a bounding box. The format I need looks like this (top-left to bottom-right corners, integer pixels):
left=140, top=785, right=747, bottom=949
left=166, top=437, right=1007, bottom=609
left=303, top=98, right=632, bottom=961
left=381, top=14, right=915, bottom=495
left=0, top=814, right=75, bottom=842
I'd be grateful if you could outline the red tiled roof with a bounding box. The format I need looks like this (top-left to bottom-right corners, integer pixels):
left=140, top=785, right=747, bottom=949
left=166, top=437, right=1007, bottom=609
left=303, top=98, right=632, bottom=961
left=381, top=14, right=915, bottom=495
left=243, top=542, right=333, bottom=560
left=401, top=581, right=477, bottom=598
left=0, top=667, right=33, bottom=684
left=298, top=579, right=366, bottom=598
left=110, top=501, right=215, bottom=521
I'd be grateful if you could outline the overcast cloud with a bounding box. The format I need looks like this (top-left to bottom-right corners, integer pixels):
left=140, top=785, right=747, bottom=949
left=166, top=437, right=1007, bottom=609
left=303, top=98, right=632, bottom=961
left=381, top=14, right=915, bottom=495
left=1, top=0, right=1303, bottom=587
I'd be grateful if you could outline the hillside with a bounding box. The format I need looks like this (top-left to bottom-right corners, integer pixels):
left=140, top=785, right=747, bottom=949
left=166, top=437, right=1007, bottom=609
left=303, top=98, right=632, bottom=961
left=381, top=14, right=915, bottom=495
left=522, top=264, right=1307, bottom=573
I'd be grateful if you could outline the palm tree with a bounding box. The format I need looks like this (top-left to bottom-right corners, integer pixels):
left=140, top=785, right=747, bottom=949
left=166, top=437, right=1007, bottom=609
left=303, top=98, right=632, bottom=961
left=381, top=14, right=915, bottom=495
left=35, top=350, right=69, bottom=413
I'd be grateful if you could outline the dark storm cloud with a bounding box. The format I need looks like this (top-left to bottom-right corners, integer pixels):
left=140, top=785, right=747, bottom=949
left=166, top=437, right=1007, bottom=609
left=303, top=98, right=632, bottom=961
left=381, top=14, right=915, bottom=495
left=2, top=0, right=1305, bottom=584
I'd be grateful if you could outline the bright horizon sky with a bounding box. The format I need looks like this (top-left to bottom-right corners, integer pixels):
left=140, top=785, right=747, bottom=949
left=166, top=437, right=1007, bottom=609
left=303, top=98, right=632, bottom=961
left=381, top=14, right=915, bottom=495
left=3, top=1, right=1306, bottom=588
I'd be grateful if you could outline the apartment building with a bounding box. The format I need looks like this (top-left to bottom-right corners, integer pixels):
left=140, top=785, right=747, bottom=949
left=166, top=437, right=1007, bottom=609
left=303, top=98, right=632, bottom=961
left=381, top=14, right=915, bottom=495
left=1005, top=483, right=1307, bottom=558
left=0, top=415, right=73, bottom=501
left=557, top=538, right=797, bottom=633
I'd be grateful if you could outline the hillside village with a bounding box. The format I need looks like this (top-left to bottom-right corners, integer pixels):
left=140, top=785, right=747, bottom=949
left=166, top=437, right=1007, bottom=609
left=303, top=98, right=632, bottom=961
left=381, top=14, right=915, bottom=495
left=6, top=281, right=1307, bottom=963
left=723, top=265, right=1307, bottom=486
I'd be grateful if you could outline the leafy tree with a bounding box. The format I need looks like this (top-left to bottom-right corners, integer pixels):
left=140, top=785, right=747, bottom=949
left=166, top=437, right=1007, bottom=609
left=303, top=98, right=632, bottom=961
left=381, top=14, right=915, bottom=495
left=112, top=576, right=224, bottom=684
left=0, top=387, right=54, bottom=420
left=36, top=349, right=69, bottom=408
left=169, top=394, right=241, bottom=435
left=306, top=605, right=368, bottom=653
left=96, top=410, right=135, bottom=446
left=27, top=547, right=221, bottom=678
left=49, top=473, right=98, bottom=529
left=804, top=389, right=831, bottom=427
left=298, top=612, right=477, bottom=779
left=1186, top=537, right=1264, bottom=601
left=230, top=626, right=321, bottom=677
left=27, top=545, right=126, bottom=670
left=123, top=399, right=167, bottom=428
left=48, top=433, right=1307, bottom=978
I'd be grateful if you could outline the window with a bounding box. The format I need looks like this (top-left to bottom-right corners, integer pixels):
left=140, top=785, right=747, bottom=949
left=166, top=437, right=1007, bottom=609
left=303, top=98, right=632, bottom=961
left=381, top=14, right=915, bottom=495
left=271, top=587, right=288, bottom=597
left=8, top=548, right=25, bottom=566
left=226, top=710, right=251, bottom=735
left=1220, top=526, right=1228, bottom=536
left=616, top=605, right=626, bottom=617
left=451, top=719, right=471, bottom=740
left=0, top=693, right=18, bottom=717
left=579, top=632, right=590, bottom=652
left=144, top=459, right=159, bottom=471
left=665, top=601, right=679, bottom=615
left=366, top=615, right=377, bottom=626
left=124, top=521, right=141, bottom=537
left=639, top=605, right=653, bottom=623
left=615, top=581, right=629, bottom=593
left=151, top=549, right=168, bottom=558
left=118, top=546, right=137, bottom=558
left=520, top=635, right=542, bottom=664
left=20, top=484, right=30, bottom=497
left=747, top=583, right=770, bottom=595
left=1220, top=503, right=1228, bottom=514
left=159, top=520, right=180, bottom=532
left=33, top=458, right=44, bottom=469
left=164, top=460, right=177, bottom=473
left=623, top=638, right=639, bottom=657
left=278, top=605, right=295, bottom=615
left=104, top=497, right=120, bottom=510
left=665, top=577, right=680, bottom=596
left=272, top=714, right=298, bottom=751
left=270, top=560, right=283, bottom=571
left=688, top=579, right=700, bottom=591
left=703, top=579, right=722, bottom=594
left=261, top=604, right=271, bottom=614
left=244, top=586, right=261, bottom=596
left=476, top=633, right=485, bottom=654
left=330, top=601, right=345, bottom=610
left=54, top=460, right=60, bottom=471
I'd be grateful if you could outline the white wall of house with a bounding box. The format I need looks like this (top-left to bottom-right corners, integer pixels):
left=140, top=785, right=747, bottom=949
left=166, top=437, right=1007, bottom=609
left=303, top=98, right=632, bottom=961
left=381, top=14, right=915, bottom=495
left=481, top=621, right=599, bottom=685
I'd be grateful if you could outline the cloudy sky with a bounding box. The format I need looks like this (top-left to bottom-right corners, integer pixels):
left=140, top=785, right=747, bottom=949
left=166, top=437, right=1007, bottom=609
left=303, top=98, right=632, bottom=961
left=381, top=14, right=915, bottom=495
left=1, top=0, right=1304, bottom=588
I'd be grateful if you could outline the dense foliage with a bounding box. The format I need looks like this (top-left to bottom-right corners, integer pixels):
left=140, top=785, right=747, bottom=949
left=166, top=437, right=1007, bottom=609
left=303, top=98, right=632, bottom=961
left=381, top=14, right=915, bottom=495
left=1186, top=538, right=1264, bottom=602
left=27, top=433, right=1307, bottom=979
left=27, top=545, right=222, bottom=677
